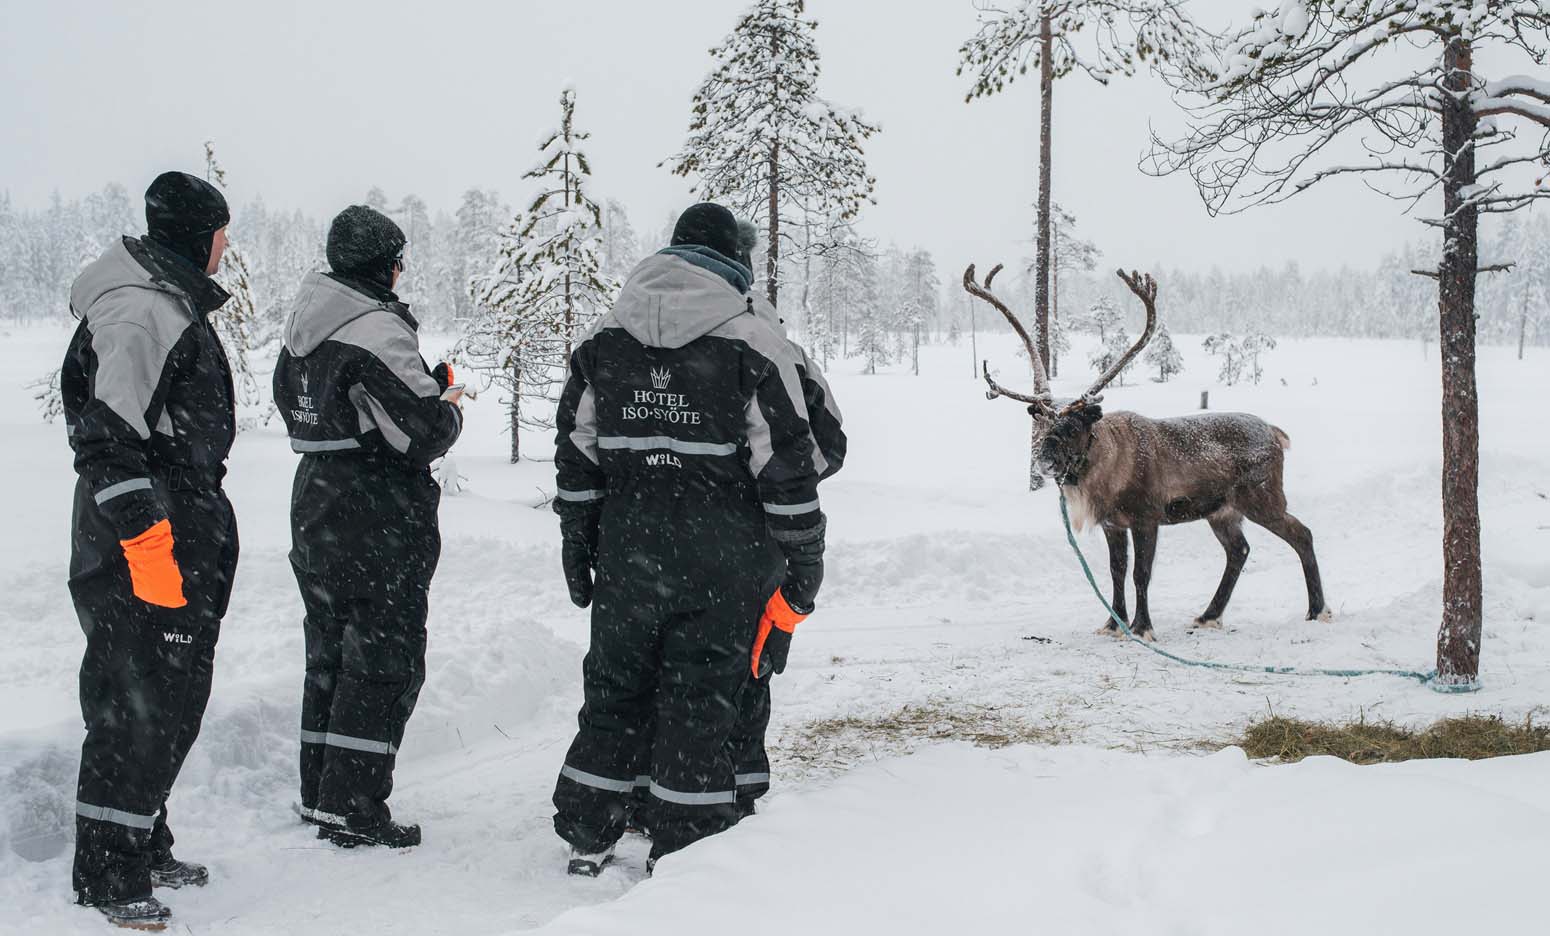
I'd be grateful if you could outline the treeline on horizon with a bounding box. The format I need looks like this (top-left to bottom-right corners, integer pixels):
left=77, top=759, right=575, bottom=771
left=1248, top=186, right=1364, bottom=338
left=1, top=181, right=1546, bottom=354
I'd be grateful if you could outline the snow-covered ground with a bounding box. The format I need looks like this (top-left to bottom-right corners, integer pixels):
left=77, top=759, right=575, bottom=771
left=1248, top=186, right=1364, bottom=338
left=1, top=321, right=1547, bottom=934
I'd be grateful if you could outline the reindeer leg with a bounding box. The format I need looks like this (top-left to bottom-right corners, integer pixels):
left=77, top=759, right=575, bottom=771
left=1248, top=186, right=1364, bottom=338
left=1098, top=525, right=1129, bottom=637
left=1197, top=512, right=1249, bottom=629
left=1248, top=510, right=1330, bottom=622
left=1130, top=524, right=1159, bottom=642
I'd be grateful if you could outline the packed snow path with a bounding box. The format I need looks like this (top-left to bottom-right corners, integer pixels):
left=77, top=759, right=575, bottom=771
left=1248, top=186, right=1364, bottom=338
left=2, top=327, right=1547, bottom=933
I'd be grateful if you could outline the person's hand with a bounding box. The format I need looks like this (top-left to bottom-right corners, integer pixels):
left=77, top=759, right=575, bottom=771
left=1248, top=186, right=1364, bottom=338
left=560, top=518, right=600, bottom=609
left=751, top=589, right=807, bottom=678
left=441, top=385, right=466, bottom=405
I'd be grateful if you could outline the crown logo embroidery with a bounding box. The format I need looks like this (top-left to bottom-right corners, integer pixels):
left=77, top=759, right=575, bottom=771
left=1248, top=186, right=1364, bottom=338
left=300, top=371, right=309, bottom=394
left=650, top=367, right=672, bottom=390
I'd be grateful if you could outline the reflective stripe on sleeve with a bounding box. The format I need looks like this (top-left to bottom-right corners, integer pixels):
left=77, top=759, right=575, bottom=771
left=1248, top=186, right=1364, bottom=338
left=763, top=500, right=819, bottom=517
left=648, top=781, right=737, bottom=806
left=559, top=765, right=639, bottom=794
left=555, top=488, right=606, bottom=503
left=93, top=478, right=152, bottom=505
left=597, top=436, right=738, bottom=457
left=76, top=801, right=158, bottom=830
left=291, top=438, right=363, bottom=453
left=735, top=772, right=771, bottom=787
left=300, top=729, right=396, bottom=755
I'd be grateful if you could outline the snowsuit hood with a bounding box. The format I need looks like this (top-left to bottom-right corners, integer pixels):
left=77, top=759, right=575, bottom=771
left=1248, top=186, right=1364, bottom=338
left=71, top=236, right=228, bottom=320
left=285, top=272, right=400, bottom=357
left=611, top=252, right=754, bottom=350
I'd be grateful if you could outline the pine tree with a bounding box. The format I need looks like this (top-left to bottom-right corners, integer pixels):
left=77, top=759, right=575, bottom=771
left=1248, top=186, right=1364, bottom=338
left=452, top=188, right=503, bottom=322
left=1086, top=295, right=1123, bottom=342
left=1049, top=202, right=1098, bottom=377
left=960, top=0, right=1209, bottom=377
left=1090, top=324, right=1134, bottom=386
left=464, top=87, right=613, bottom=463
left=599, top=199, right=640, bottom=285
left=1149, top=1, right=1550, bottom=687
left=850, top=248, right=889, bottom=375
left=203, top=141, right=268, bottom=419
left=1144, top=322, right=1184, bottom=381
left=665, top=0, right=879, bottom=307
left=1241, top=332, right=1276, bottom=385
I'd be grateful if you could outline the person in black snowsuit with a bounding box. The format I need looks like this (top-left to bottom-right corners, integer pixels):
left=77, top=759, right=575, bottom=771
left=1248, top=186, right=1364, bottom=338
left=272, top=206, right=463, bottom=849
left=63, top=171, right=238, bottom=930
left=551, top=203, right=828, bottom=874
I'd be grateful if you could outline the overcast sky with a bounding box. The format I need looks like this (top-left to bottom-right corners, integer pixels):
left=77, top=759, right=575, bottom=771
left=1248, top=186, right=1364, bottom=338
left=0, top=0, right=1467, bottom=277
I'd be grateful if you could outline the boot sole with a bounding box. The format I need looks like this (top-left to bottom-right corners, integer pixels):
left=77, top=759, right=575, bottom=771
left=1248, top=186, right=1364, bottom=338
left=322, top=827, right=421, bottom=849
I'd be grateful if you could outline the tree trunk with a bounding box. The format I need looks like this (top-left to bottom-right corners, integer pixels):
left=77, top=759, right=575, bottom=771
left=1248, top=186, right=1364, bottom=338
left=563, top=152, right=574, bottom=362
left=767, top=140, right=781, bottom=308
left=509, top=362, right=522, bottom=464
left=1034, top=11, right=1053, bottom=377
left=1434, top=34, right=1484, bottom=688
left=1519, top=291, right=1528, bottom=361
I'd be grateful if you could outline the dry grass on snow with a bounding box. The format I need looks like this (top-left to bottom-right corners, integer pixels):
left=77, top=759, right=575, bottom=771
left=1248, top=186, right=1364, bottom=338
left=1239, top=714, right=1550, bottom=764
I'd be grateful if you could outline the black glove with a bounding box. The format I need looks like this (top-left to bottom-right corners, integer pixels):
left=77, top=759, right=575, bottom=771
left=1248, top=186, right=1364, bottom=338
left=770, top=515, right=826, bottom=614
left=560, top=516, right=599, bottom=609
left=431, top=362, right=454, bottom=392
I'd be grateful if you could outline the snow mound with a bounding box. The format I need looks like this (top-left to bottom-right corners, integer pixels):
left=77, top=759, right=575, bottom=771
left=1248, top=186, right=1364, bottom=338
left=537, top=744, right=1550, bottom=936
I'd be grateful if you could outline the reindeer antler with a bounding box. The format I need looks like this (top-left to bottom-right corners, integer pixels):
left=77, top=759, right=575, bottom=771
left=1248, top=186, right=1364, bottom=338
left=963, top=263, right=1052, bottom=408
left=1079, top=268, right=1159, bottom=403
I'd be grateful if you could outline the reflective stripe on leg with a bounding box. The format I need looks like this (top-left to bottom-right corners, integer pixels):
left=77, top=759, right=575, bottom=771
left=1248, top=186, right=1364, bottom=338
left=300, top=729, right=397, bottom=755
left=648, top=781, right=737, bottom=806
left=559, top=765, right=638, bottom=794
left=76, top=801, right=158, bottom=831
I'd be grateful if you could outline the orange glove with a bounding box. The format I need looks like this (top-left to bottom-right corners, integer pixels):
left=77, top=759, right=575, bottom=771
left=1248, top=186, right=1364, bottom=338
left=751, top=589, right=808, bottom=678
left=120, top=519, right=187, bottom=609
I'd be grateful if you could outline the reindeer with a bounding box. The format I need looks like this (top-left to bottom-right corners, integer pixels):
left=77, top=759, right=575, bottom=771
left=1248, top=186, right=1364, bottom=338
left=965, top=264, right=1330, bottom=641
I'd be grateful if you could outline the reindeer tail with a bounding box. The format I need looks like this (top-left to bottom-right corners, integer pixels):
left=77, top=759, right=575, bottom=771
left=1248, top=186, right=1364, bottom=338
left=1271, top=426, right=1291, bottom=450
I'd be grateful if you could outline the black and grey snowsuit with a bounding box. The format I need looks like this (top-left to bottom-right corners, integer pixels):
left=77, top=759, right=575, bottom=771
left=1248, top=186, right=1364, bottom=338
left=729, top=293, right=846, bottom=811
left=552, top=248, right=824, bottom=860
left=272, top=272, right=462, bottom=826
left=63, top=236, right=238, bottom=905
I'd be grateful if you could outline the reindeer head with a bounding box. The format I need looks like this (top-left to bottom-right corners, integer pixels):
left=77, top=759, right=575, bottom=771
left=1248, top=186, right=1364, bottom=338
left=966, top=264, right=1159, bottom=486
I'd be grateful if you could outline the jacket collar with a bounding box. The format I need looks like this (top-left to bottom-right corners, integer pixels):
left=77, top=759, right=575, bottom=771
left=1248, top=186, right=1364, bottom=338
left=125, top=236, right=231, bottom=315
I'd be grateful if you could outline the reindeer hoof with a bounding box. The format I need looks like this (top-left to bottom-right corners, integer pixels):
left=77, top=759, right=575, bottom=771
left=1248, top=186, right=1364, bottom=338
left=1309, top=608, right=1333, bottom=623
left=1096, top=622, right=1124, bottom=638
left=1192, top=616, right=1224, bottom=630
left=1133, top=628, right=1158, bottom=643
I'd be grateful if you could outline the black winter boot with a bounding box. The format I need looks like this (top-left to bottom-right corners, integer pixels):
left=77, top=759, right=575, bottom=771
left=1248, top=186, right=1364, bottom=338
left=567, top=844, right=615, bottom=877
left=150, top=855, right=208, bottom=889
left=321, top=814, right=422, bottom=849
left=85, top=895, right=173, bottom=931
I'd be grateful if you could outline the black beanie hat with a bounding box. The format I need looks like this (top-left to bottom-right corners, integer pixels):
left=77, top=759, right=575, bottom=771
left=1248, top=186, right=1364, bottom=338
left=327, top=205, right=406, bottom=286
left=671, top=202, right=742, bottom=263
left=144, top=171, right=230, bottom=270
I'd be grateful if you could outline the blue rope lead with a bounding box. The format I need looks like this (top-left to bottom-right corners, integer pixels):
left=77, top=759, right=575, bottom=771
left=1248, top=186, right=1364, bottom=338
left=1057, top=493, right=1449, bottom=687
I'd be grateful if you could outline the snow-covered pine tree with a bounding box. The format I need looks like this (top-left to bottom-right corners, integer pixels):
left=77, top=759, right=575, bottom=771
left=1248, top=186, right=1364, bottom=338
left=1149, top=0, right=1550, bottom=687
left=1086, top=295, right=1123, bottom=342
left=665, top=0, right=879, bottom=307
left=1090, top=323, right=1134, bottom=386
left=850, top=249, right=890, bottom=375
left=901, top=248, right=940, bottom=376
left=1049, top=202, right=1098, bottom=377
left=452, top=188, right=504, bottom=322
left=960, top=0, right=1209, bottom=377
left=599, top=199, right=641, bottom=286
left=1201, top=333, right=1243, bottom=386
left=1241, top=332, right=1276, bottom=385
left=464, top=87, right=613, bottom=464
left=1144, top=321, right=1184, bottom=381
left=203, top=141, right=267, bottom=419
